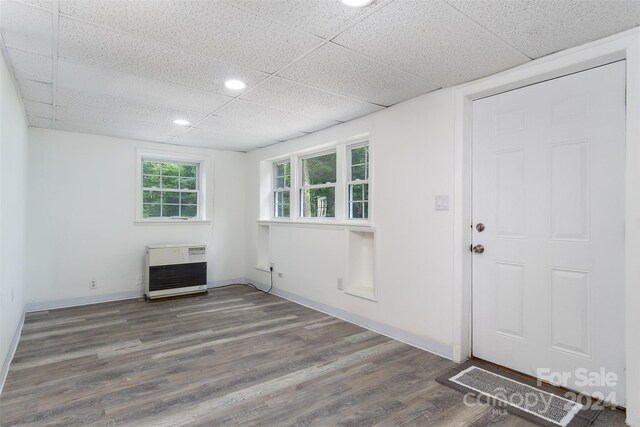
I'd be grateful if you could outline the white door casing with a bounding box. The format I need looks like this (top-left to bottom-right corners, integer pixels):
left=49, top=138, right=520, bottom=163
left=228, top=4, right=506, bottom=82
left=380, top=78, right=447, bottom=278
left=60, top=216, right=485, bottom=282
left=472, top=61, right=626, bottom=405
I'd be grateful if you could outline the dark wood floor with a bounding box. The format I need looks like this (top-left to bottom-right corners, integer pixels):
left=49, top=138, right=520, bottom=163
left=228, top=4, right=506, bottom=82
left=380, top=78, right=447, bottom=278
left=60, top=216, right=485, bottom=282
left=0, top=286, right=627, bottom=426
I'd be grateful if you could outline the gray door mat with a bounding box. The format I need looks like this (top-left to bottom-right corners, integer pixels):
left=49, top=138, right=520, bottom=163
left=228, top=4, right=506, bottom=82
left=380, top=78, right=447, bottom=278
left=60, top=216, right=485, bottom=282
left=436, top=360, right=610, bottom=427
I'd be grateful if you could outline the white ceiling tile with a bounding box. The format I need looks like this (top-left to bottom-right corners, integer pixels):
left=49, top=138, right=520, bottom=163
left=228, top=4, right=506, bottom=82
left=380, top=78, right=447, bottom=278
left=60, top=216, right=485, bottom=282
left=171, top=127, right=269, bottom=152
left=5, top=48, right=52, bottom=83
left=27, top=115, right=52, bottom=128
left=333, top=0, right=529, bottom=87
left=279, top=42, right=439, bottom=106
left=241, top=76, right=385, bottom=122
left=230, top=0, right=372, bottom=38
left=197, top=114, right=307, bottom=142
left=57, top=60, right=232, bottom=114
left=57, top=16, right=268, bottom=96
left=216, top=99, right=339, bottom=133
left=0, top=0, right=52, bottom=56
left=54, top=119, right=173, bottom=144
left=446, top=0, right=640, bottom=59
left=17, top=79, right=52, bottom=103
left=56, top=88, right=208, bottom=132
left=24, top=99, right=52, bottom=119
left=58, top=1, right=322, bottom=73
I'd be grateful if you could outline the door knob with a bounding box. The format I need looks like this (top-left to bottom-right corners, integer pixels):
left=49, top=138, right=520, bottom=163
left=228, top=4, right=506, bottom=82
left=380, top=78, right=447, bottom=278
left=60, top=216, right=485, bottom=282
left=472, top=244, right=485, bottom=254
left=476, top=223, right=485, bottom=232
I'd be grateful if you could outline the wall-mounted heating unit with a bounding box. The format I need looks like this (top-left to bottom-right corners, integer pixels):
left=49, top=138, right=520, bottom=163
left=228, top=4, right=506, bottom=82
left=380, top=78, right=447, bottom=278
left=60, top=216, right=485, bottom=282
left=144, top=244, right=207, bottom=300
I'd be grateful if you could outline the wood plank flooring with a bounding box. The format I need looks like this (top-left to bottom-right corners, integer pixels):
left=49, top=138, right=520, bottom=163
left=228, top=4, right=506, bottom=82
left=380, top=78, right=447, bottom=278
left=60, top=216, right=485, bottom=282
left=0, top=286, right=627, bottom=426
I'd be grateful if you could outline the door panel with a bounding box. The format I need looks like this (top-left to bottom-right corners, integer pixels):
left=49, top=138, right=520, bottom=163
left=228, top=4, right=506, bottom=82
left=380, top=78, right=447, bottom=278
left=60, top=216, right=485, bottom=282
left=472, top=61, right=626, bottom=405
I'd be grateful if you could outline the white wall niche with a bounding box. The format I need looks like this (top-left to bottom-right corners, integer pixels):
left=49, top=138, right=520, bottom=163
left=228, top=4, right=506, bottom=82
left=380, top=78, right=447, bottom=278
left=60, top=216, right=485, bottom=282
left=345, top=227, right=376, bottom=301
left=256, top=223, right=270, bottom=271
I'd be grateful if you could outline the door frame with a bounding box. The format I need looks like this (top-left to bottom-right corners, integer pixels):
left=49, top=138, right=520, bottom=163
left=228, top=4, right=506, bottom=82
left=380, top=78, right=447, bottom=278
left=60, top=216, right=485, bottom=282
left=452, top=27, right=640, bottom=426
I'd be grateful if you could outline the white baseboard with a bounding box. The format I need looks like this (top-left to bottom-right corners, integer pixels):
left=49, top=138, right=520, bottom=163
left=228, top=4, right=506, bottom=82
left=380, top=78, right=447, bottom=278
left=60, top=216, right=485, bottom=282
left=23, top=279, right=251, bottom=313
left=25, top=290, right=144, bottom=313
left=247, top=280, right=453, bottom=360
left=207, top=278, right=249, bottom=288
left=0, top=310, right=25, bottom=394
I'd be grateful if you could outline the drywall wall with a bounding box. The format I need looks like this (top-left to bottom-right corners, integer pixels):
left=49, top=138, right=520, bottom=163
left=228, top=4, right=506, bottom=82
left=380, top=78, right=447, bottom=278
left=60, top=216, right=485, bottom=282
left=0, top=48, right=28, bottom=387
left=245, top=88, right=456, bottom=355
left=26, top=128, right=246, bottom=306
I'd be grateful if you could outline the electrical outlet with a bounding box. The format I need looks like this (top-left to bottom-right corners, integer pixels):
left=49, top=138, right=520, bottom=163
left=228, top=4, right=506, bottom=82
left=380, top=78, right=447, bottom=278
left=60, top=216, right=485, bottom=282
left=136, top=275, right=143, bottom=286
left=337, top=277, right=343, bottom=290
left=277, top=272, right=284, bottom=278
left=90, top=278, right=97, bottom=290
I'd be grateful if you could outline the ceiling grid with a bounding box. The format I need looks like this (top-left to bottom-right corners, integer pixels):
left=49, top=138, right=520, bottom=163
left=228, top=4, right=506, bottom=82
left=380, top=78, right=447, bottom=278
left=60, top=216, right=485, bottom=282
left=0, top=0, right=638, bottom=151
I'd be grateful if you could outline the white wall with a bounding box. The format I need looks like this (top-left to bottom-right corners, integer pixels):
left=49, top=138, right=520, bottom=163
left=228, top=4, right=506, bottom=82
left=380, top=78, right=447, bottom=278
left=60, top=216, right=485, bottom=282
left=0, top=48, right=28, bottom=385
left=245, top=89, right=456, bottom=356
left=26, top=129, right=246, bottom=306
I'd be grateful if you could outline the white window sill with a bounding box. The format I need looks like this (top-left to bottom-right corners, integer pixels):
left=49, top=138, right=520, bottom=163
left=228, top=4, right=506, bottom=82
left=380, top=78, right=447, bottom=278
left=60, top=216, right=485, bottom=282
left=256, top=264, right=271, bottom=272
left=135, top=219, right=211, bottom=225
left=258, top=219, right=374, bottom=230
left=344, top=286, right=377, bottom=302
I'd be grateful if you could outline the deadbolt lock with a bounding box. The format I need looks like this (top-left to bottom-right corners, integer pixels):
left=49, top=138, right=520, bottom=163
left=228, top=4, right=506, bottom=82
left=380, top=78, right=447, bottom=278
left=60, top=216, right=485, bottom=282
left=471, top=244, right=485, bottom=254
left=476, top=223, right=485, bottom=232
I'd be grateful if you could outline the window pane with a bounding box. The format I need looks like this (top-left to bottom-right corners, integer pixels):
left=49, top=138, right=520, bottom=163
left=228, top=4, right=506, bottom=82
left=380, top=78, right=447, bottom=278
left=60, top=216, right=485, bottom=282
left=164, top=191, right=180, bottom=204
left=143, top=175, right=160, bottom=188
left=351, top=146, right=368, bottom=165
left=300, top=187, right=335, bottom=218
left=162, top=176, right=179, bottom=189
left=274, top=191, right=290, bottom=218
left=351, top=202, right=363, bottom=219
left=162, top=204, right=179, bottom=217
left=274, top=161, right=291, bottom=189
left=180, top=177, right=196, bottom=190
left=143, top=204, right=161, bottom=218
left=181, top=192, right=197, bottom=204
left=181, top=205, right=197, bottom=217
left=351, top=165, right=366, bottom=181
left=161, top=163, right=179, bottom=176
left=143, top=190, right=161, bottom=204
left=302, top=153, right=336, bottom=185
left=179, top=164, right=196, bottom=178
left=143, top=161, right=161, bottom=175
left=351, top=184, right=363, bottom=201
left=349, top=184, right=369, bottom=219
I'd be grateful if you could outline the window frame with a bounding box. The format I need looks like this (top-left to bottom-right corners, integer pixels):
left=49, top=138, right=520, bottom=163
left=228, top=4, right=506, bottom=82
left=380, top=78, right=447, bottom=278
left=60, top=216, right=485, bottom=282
left=266, top=136, right=371, bottom=225
left=298, top=149, right=338, bottom=219
left=347, top=142, right=370, bottom=220
left=135, top=149, right=210, bottom=223
left=272, top=159, right=291, bottom=218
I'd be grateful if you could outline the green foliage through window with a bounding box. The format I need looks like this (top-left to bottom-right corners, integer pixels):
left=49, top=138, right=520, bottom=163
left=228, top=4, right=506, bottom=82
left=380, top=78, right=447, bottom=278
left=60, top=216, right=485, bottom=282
left=142, top=160, right=199, bottom=219
left=274, top=160, right=291, bottom=218
left=349, top=146, right=369, bottom=219
left=301, top=152, right=336, bottom=218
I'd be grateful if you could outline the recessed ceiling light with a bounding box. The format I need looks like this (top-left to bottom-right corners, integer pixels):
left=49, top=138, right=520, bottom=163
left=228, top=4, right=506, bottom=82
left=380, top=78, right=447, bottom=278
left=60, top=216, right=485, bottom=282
left=341, top=0, right=374, bottom=7
left=173, top=119, right=191, bottom=126
left=224, top=79, right=246, bottom=90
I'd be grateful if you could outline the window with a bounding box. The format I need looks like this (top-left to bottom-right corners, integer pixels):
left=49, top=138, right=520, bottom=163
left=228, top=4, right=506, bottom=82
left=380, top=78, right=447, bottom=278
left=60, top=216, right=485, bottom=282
left=300, top=151, right=336, bottom=218
left=267, top=139, right=370, bottom=223
left=141, top=159, right=199, bottom=219
left=348, top=145, right=369, bottom=219
left=273, top=160, right=291, bottom=218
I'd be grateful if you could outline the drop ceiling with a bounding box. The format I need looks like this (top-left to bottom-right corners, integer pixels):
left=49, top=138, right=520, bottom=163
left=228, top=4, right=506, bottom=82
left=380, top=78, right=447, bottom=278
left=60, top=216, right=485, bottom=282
left=1, top=0, right=638, bottom=152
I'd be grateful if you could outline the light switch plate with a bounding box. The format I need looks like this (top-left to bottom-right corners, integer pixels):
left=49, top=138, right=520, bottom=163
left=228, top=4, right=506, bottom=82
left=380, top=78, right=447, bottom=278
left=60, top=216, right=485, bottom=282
left=435, top=195, right=450, bottom=211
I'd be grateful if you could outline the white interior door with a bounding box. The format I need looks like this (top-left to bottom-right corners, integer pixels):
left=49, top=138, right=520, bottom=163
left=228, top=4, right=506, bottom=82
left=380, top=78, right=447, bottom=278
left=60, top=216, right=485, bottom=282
left=472, top=61, right=626, bottom=405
